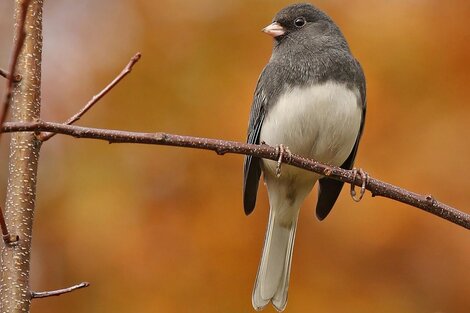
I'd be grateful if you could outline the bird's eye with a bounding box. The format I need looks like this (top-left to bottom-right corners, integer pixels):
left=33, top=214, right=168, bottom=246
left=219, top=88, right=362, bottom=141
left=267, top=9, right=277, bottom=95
left=294, top=17, right=306, bottom=28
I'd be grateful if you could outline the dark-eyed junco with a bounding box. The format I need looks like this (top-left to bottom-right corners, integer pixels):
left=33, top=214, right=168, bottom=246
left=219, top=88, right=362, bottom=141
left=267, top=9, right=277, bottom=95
left=243, top=3, right=366, bottom=311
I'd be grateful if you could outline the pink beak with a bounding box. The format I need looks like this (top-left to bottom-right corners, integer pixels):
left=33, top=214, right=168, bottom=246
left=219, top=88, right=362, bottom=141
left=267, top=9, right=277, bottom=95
left=262, top=22, right=285, bottom=38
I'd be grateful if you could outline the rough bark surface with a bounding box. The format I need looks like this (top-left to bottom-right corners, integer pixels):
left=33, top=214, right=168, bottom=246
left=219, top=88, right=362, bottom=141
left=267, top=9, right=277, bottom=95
left=0, top=1, right=43, bottom=312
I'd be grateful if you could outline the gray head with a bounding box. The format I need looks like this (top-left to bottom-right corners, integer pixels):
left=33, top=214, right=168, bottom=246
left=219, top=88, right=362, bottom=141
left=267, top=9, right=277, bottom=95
left=263, top=3, right=349, bottom=53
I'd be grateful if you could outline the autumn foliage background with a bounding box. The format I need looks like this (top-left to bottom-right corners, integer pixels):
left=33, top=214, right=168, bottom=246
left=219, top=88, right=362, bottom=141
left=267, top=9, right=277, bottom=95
left=0, top=1, right=469, bottom=312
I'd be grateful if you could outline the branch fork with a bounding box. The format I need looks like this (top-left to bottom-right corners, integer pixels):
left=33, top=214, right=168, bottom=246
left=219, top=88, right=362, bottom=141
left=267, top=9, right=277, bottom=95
left=38, top=52, right=141, bottom=141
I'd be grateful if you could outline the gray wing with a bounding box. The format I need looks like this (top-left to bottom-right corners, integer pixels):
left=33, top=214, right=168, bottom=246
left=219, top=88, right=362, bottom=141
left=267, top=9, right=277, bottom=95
left=316, top=61, right=367, bottom=220
left=243, top=77, right=267, bottom=215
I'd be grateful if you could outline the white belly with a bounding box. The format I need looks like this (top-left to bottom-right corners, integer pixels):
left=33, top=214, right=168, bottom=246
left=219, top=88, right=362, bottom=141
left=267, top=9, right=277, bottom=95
left=260, top=81, right=362, bottom=178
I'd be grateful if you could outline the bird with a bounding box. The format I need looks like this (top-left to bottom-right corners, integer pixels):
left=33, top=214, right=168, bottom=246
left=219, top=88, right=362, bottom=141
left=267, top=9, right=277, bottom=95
left=243, top=3, right=366, bottom=311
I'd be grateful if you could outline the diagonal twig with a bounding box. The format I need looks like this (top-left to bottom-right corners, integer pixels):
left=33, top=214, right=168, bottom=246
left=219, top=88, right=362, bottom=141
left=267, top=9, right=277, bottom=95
left=31, top=282, right=90, bottom=299
left=38, top=52, right=142, bottom=141
left=3, top=120, right=470, bottom=231
left=0, top=0, right=32, bottom=245
left=0, top=68, right=7, bottom=79
left=0, top=68, right=22, bottom=82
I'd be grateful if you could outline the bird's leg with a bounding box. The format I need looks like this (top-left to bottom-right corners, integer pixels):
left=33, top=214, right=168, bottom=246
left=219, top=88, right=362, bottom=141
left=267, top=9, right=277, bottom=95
left=275, top=144, right=291, bottom=178
left=350, top=168, right=369, bottom=202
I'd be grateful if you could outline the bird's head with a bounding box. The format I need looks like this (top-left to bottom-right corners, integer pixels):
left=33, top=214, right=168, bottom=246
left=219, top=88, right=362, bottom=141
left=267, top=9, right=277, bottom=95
left=263, top=3, right=346, bottom=51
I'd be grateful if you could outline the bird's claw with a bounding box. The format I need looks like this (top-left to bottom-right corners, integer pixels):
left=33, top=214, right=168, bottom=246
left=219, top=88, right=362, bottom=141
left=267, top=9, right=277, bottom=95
left=275, top=144, right=291, bottom=178
left=350, top=168, right=369, bottom=202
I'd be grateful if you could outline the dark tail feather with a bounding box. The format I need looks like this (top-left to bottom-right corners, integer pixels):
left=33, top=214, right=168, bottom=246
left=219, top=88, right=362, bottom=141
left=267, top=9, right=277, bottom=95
left=315, top=177, right=344, bottom=220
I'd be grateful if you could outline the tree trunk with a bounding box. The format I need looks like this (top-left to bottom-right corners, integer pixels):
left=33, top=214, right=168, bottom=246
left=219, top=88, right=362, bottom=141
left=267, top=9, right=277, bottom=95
left=0, top=1, right=43, bottom=312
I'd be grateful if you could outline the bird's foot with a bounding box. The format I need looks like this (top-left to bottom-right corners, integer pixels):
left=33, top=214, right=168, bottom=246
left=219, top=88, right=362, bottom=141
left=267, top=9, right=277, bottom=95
left=275, top=144, right=291, bottom=178
left=350, top=168, right=369, bottom=202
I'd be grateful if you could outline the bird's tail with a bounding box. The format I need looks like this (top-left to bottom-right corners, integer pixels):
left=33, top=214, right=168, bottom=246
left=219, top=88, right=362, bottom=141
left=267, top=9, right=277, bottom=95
left=252, top=206, right=299, bottom=311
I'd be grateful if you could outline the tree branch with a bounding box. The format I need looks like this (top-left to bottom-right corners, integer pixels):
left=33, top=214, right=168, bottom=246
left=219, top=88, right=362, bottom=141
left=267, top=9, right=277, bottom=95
left=38, top=52, right=141, bottom=141
left=0, top=0, right=31, bottom=246
left=31, top=282, right=90, bottom=299
left=3, top=120, right=469, bottom=230
left=0, top=1, right=43, bottom=312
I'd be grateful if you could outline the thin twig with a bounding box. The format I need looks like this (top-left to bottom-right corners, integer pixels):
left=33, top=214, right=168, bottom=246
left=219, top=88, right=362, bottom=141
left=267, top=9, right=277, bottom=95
left=38, top=52, right=142, bottom=141
left=31, top=282, right=90, bottom=299
left=3, top=120, right=470, bottom=230
left=0, top=68, right=7, bottom=79
left=0, top=68, right=21, bottom=82
left=0, top=0, right=31, bottom=245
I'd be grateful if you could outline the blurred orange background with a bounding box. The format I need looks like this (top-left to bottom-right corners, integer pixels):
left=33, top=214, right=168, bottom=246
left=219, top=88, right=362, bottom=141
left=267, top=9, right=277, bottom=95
left=0, top=1, right=469, bottom=312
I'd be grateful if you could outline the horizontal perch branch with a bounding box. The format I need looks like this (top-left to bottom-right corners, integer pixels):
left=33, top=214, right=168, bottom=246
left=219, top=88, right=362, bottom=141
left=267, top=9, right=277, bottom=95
left=2, top=120, right=469, bottom=230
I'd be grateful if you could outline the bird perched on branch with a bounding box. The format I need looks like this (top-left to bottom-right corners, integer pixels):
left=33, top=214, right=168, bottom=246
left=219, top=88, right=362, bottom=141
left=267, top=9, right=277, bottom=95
left=243, top=3, right=366, bottom=311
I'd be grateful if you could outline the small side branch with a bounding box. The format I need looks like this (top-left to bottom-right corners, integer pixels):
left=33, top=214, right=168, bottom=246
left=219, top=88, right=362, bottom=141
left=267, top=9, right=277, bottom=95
left=0, top=205, right=19, bottom=244
left=0, top=68, right=21, bottom=82
left=31, top=282, right=90, bottom=299
left=3, top=120, right=470, bottom=230
left=0, top=68, right=7, bottom=79
left=38, top=52, right=142, bottom=141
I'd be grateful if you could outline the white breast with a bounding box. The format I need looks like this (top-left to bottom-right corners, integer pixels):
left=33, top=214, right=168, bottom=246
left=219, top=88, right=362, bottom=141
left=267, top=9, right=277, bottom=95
left=260, top=81, right=362, bottom=177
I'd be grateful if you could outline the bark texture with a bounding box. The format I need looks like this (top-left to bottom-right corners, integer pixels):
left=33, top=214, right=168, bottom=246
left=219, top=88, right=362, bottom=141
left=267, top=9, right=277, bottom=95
left=0, top=1, right=43, bottom=312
